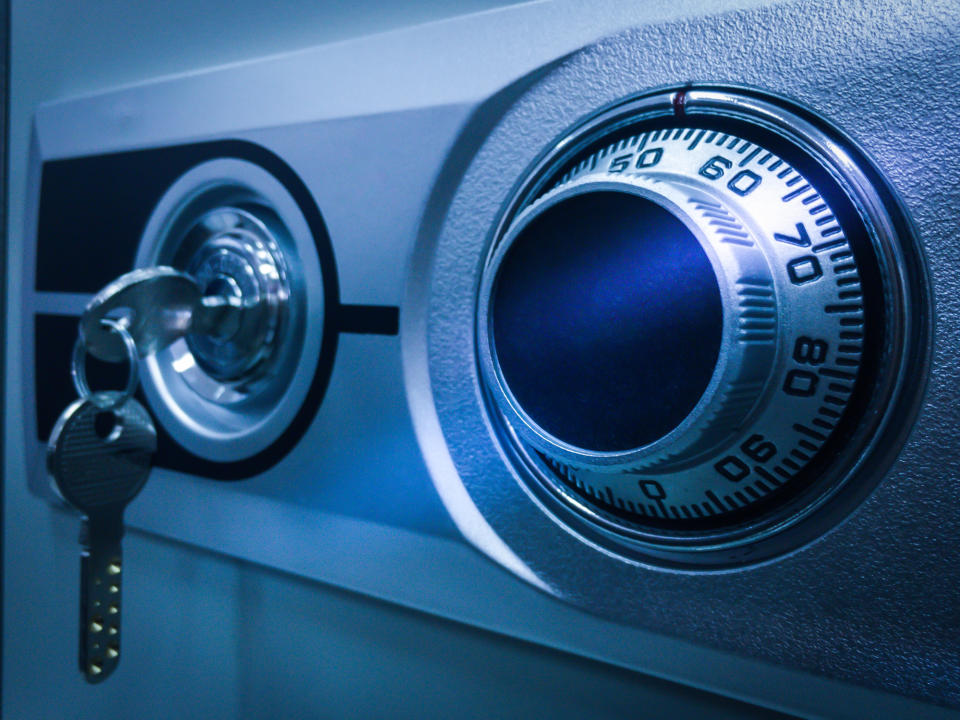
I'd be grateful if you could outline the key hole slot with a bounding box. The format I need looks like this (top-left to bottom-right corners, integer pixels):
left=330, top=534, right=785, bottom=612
left=203, top=274, right=242, bottom=301
left=94, top=411, right=124, bottom=443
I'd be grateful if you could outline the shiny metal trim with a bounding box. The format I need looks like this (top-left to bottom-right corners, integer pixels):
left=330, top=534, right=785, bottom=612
left=135, top=158, right=325, bottom=463
left=474, top=87, right=922, bottom=563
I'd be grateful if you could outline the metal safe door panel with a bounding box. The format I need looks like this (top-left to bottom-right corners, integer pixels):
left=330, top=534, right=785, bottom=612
left=7, top=0, right=960, bottom=717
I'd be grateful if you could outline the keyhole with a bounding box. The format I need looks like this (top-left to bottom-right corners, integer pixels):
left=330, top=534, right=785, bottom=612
left=201, top=273, right=243, bottom=343
left=94, top=411, right=123, bottom=442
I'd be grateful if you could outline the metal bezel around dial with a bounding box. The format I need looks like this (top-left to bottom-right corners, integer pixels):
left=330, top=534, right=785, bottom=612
left=474, top=86, right=926, bottom=565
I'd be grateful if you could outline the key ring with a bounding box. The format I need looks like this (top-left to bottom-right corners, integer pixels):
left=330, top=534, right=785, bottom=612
left=71, top=318, right=140, bottom=410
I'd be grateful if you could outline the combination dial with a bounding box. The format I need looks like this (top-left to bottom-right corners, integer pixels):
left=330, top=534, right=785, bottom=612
left=477, top=88, right=921, bottom=562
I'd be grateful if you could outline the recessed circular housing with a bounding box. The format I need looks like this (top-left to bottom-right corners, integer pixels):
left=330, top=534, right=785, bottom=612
left=474, top=87, right=928, bottom=566
left=137, top=158, right=325, bottom=463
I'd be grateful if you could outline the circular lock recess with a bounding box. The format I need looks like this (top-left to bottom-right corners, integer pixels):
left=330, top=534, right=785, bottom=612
left=419, top=86, right=929, bottom=568
left=178, top=206, right=289, bottom=387
left=137, top=158, right=325, bottom=463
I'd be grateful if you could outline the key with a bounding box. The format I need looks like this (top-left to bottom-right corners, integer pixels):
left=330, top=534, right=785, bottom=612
left=79, top=266, right=245, bottom=363
left=47, top=392, right=156, bottom=682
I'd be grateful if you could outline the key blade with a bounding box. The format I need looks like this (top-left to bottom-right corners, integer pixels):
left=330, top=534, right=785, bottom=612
left=81, top=512, right=124, bottom=683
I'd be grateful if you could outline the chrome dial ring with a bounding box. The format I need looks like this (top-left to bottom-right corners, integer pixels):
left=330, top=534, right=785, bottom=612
left=476, top=87, right=923, bottom=560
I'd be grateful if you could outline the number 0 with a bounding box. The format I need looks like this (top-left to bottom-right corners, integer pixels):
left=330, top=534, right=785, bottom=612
left=787, top=256, right=823, bottom=285
left=783, top=369, right=819, bottom=397
left=727, top=170, right=761, bottom=196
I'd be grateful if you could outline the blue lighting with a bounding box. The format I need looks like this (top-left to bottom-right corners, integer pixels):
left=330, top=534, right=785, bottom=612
left=492, top=191, right=722, bottom=452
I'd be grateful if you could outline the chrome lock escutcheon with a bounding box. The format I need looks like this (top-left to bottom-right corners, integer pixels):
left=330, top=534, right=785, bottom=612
left=81, top=207, right=292, bottom=391
left=125, top=158, right=324, bottom=464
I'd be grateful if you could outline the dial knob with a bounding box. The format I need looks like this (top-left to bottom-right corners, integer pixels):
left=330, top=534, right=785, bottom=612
left=476, top=88, right=921, bottom=557
left=481, top=173, right=781, bottom=472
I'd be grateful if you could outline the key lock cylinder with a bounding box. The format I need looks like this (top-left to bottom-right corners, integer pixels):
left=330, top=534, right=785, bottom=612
left=81, top=209, right=293, bottom=440
left=80, top=159, right=325, bottom=464
left=82, top=212, right=291, bottom=388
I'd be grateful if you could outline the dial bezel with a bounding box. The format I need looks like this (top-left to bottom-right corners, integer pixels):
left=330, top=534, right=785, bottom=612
left=475, top=87, right=926, bottom=564
left=477, top=176, right=777, bottom=469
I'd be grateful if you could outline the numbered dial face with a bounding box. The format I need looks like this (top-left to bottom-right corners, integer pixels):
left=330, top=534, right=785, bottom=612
left=477, top=89, right=912, bottom=559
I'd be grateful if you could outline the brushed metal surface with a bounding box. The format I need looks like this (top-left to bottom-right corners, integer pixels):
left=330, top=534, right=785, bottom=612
left=11, top=0, right=958, bottom=716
